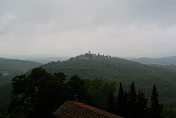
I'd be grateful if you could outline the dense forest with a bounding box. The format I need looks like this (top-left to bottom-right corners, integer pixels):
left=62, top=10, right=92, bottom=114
left=0, top=54, right=176, bottom=118
left=0, top=58, right=41, bottom=111
left=0, top=68, right=175, bottom=118
left=41, top=54, right=176, bottom=103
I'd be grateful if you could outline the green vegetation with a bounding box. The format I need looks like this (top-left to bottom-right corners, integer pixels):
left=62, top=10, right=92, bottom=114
left=150, top=85, right=163, bottom=118
left=0, top=57, right=41, bottom=85
left=41, top=54, right=176, bottom=102
left=0, top=54, right=176, bottom=118
left=153, top=65, right=176, bottom=72
left=2, top=68, right=175, bottom=118
left=0, top=57, right=41, bottom=111
left=0, top=83, right=11, bottom=110
left=161, top=104, right=176, bottom=118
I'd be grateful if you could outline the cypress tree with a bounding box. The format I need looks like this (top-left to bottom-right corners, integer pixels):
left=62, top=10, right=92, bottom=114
left=128, top=82, right=137, bottom=103
left=116, top=82, right=126, bottom=116
left=150, top=84, right=163, bottom=118
left=136, top=91, right=148, bottom=118
left=127, top=82, right=137, bottom=118
left=107, top=88, right=115, bottom=113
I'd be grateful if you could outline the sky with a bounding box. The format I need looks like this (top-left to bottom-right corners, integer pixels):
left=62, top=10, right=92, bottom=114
left=0, top=0, right=176, bottom=58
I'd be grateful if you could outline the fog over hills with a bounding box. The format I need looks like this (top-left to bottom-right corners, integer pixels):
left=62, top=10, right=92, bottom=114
left=1, top=0, right=176, bottom=117
left=0, top=54, right=69, bottom=64
left=130, top=56, right=176, bottom=65
left=0, top=57, right=41, bottom=85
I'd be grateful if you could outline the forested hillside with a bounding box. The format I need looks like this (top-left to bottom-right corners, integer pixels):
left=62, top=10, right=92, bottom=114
left=0, top=57, right=41, bottom=85
left=154, top=65, right=176, bottom=71
left=1, top=54, right=176, bottom=118
left=4, top=68, right=173, bottom=118
left=41, top=53, right=176, bottom=102
left=0, top=57, right=41, bottom=111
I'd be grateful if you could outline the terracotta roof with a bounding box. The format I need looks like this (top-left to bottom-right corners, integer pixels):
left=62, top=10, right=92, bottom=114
left=53, top=101, right=124, bottom=118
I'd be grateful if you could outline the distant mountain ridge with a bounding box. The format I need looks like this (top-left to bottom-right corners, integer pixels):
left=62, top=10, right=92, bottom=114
left=40, top=53, right=176, bottom=103
left=131, top=56, right=176, bottom=65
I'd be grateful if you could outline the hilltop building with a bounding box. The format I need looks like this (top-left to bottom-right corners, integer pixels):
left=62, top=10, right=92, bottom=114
left=69, top=52, right=111, bottom=61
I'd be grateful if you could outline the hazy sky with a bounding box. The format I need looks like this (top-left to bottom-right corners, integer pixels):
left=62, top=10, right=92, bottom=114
left=0, top=0, right=176, bottom=57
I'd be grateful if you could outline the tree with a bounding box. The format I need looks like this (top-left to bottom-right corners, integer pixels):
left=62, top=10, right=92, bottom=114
left=0, top=73, right=3, bottom=78
left=150, top=84, right=163, bottom=118
left=127, top=82, right=137, bottom=118
left=116, top=83, right=126, bottom=116
left=85, top=79, right=111, bottom=110
left=67, top=75, right=85, bottom=101
left=106, top=84, right=115, bottom=113
left=128, top=82, right=137, bottom=103
left=53, top=72, right=67, bottom=82
left=8, top=68, right=69, bottom=118
left=136, top=91, right=148, bottom=118
left=161, top=104, right=176, bottom=118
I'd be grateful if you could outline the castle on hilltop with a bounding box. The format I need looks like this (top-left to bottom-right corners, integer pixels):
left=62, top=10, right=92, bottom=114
left=69, top=51, right=111, bottom=61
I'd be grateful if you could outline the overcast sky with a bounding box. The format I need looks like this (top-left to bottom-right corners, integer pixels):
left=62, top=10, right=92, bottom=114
left=0, top=0, right=176, bottom=58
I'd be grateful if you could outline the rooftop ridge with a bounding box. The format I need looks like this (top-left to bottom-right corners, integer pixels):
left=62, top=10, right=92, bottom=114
left=69, top=101, right=120, bottom=118
left=54, top=101, right=123, bottom=118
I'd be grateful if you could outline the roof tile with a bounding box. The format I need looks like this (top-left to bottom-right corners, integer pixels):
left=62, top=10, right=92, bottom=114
left=53, top=101, right=124, bottom=118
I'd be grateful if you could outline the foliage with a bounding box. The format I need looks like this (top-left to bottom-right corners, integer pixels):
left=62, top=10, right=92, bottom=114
left=0, top=57, right=41, bottom=85
left=8, top=68, right=68, bottom=118
left=7, top=68, right=116, bottom=118
left=0, top=57, right=41, bottom=111
left=150, top=85, right=163, bottom=118
left=1, top=54, right=176, bottom=111
left=116, top=82, right=127, bottom=116
left=41, top=55, right=176, bottom=102
left=116, top=82, right=149, bottom=118
left=0, top=83, right=11, bottom=110
left=161, top=104, right=176, bottom=118
left=6, top=68, right=168, bottom=118
left=84, top=79, right=116, bottom=110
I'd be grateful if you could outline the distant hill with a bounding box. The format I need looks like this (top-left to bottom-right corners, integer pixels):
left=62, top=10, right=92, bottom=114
left=153, top=64, right=176, bottom=71
left=0, top=57, right=42, bottom=109
left=0, top=54, right=69, bottom=64
left=131, top=56, right=176, bottom=65
left=30, top=57, right=69, bottom=64
left=0, top=57, right=41, bottom=85
left=41, top=53, right=176, bottom=103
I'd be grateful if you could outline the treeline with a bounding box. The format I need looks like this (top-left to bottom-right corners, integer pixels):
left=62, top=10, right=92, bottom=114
left=0, top=68, right=175, bottom=118
left=115, top=82, right=162, bottom=118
